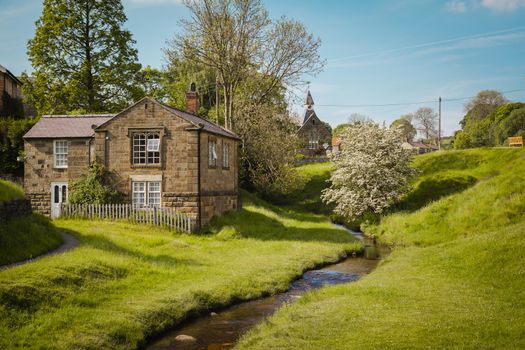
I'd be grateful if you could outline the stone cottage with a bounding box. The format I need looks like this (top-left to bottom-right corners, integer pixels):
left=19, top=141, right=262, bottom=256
left=23, top=89, right=240, bottom=228
left=297, top=91, right=332, bottom=157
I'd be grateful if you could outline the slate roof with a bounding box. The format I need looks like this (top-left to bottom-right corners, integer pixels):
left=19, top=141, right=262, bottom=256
left=302, top=107, right=316, bottom=124
left=159, top=102, right=240, bottom=140
left=24, top=97, right=240, bottom=141
left=24, top=115, right=114, bottom=139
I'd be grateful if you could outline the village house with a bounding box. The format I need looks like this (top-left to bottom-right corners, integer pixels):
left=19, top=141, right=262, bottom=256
left=0, top=64, right=22, bottom=113
left=23, top=85, right=240, bottom=228
left=297, top=91, right=332, bottom=157
left=401, top=140, right=439, bottom=154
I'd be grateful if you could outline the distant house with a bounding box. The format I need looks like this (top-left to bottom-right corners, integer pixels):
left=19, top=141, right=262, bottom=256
left=23, top=85, right=240, bottom=228
left=332, top=137, right=342, bottom=154
left=401, top=141, right=439, bottom=154
left=0, top=64, right=23, bottom=114
left=297, top=91, right=332, bottom=157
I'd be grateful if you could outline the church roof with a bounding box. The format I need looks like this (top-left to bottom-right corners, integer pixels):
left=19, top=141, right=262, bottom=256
left=305, top=90, right=314, bottom=106
left=302, top=107, right=316, bottom=124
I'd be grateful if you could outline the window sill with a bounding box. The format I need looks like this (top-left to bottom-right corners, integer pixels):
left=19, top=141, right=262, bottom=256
left=53, top=166, right=68, bottom=170
left=130, top=164, right=162, bottom=169
left=208, top=165, right=218, bottom=169
left=222, top=166, right=230, bottom=170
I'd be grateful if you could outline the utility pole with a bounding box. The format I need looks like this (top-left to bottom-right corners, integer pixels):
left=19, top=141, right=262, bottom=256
left=438, top=96, right=442, bottom=150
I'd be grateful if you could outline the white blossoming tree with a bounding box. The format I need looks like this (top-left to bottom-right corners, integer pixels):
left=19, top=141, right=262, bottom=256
left=322, top=122, right=416, bottom=221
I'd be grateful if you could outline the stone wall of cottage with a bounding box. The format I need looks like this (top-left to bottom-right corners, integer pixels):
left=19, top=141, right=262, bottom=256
left=24, top=138, right=91, bottom=215
left=94, top=99, right=201, bottom=218
left=199, top=132, right=239, bottom=225
left=298, top=114, right=332, bottom=157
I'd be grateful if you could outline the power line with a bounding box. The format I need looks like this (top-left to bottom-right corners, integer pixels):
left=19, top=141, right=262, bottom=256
left=315, top=88, right=525, bottom=108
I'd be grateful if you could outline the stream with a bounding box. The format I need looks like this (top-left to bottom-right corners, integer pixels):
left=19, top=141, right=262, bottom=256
left=147, top=234, right=387, bottom=350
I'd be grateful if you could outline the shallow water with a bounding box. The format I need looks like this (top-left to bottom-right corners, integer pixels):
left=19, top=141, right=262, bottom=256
left=147, top=239, right=386, bottom=350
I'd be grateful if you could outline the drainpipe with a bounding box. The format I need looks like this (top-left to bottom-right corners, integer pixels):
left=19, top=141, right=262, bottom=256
left=197, top=123, right=204, bottom=230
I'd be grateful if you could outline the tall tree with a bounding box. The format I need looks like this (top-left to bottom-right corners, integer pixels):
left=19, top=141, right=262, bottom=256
left=391, top=114, right=417, bottom=142
left=463, top=90, right=508, bottom=124
left=25, top=0, right=141, bottom=114
left=413, top=107, right=438, bottom=141
left=166, top=0, right=324, bottom=129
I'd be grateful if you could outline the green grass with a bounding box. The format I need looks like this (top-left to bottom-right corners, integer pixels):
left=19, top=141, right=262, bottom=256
left=272, top=162, right=333, bottom=214
left=0, top=179, right=24, bottom=202
left=235, top=148, right=525, bottom=349
left=0, top=191, right=359, bottom=350
left=0, top=215, right=63, bottom=266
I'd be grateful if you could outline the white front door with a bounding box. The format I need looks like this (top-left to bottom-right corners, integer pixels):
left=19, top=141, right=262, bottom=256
left=51, top=182, right=68, bottom=219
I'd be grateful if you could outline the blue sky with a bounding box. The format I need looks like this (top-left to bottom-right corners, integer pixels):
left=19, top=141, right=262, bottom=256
left=1, top=0, right=525, bottom=136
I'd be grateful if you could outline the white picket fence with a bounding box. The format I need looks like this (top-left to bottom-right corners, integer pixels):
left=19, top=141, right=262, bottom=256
left=59, top=203, right=196, bottom=233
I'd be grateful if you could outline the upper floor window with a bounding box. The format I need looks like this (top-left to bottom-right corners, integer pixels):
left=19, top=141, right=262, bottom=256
left=208, top=139, right=217, bottom=167
left=54, top=140, right=68, bottom=168
left=132, top=131, right=160, bottom=165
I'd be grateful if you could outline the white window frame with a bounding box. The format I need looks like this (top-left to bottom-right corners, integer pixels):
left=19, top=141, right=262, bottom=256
left=208, top=139, right=217, bottom=167
left=132, top=181, right=161, bottom=208
left=54, top=140, right=68, bottom=168
left=308, top=140, right=319, bottom=150
left=222, top=142, right=229, bottom=169
left=132, top=131, right=161, bottom=165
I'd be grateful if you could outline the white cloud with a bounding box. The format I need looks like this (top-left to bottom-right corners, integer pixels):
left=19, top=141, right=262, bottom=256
left=124, top=0, right=183, bottom=7
left=481, top=0, right=525, bottom=11
left=445, top=0, right=467, bottom=12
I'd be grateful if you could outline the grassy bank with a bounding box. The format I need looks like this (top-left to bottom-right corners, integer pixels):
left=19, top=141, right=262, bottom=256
left=0, top=191, right=359, bottom=349
left=0, top=179, right=24, bottom=202
left=0, top=215, right=63, bottom=266
left=236, top=148, right=525, bottom=349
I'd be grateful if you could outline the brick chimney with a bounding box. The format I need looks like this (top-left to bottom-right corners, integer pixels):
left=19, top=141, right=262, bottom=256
left=186, top=81, right=199, bottom=115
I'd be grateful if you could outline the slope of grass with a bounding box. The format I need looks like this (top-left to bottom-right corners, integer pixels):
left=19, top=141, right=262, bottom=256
left=0, top=215, right=63, bottom=266
left=235, top=148, right=525, bottom=349
left=0, top=191, right=359, bottom=350
left=0, top=179, right=24, bottom=202
left=272, top=162, right=333, bottom=214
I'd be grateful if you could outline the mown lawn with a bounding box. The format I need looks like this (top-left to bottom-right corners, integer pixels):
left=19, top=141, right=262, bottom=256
left=0, top=191, right=359, bottom=350
left=236, top=148, right=525, bottom=349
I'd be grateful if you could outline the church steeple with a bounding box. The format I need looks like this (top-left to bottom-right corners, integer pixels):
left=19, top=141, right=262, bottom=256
left=305, top=90, right=314, bottom=107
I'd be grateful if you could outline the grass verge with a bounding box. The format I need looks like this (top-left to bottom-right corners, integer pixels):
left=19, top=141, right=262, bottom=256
left=235, top=148, right=525, bottom=349
left=0, top=214, right=63, bottom=266
left=0, top=191, right=359, bottom=350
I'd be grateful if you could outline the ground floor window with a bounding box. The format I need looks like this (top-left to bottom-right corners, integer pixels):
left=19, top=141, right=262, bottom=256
left=132, top=181, right=161, bottom=207
left=308, top=140, right=319, bottom=149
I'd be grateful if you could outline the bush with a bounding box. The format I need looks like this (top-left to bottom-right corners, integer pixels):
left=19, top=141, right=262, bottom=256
left=69, top=162, right=121, bottom=204
left=0, top=117, right=39, bottom=176
left=0, top=179, right=24, bottom=202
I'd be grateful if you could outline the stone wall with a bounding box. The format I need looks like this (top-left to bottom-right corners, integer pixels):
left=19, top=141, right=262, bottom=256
left=0, top=199, right=32, bottom=224
left=24, top=138, right=91, bottom=216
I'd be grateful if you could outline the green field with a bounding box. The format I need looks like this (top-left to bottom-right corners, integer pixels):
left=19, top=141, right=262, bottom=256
left=236, top=148, right=525, bottom=349
left=0, top=191, right=359, bottom=349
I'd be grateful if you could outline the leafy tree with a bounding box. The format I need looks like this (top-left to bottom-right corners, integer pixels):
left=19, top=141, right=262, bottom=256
left=499, top=107, right=525, bottom=143
left=134, top=66, right=169, bottom=102
left=25, top=0, right=141, bottom=114
left=0, top=118, right=38, bottom=176
left=391, top=114, right=416, bottom=142
left=69, top=162, right=120, bottom=204
left=462, top=90, right=508, bottom=124
left=166, top=0, right=324, bottom=129
left=0, top=92, right=24, bottom=119
left=413, top=107, right=438, bottom=141
left=322, top=122, right=416, bottom=221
